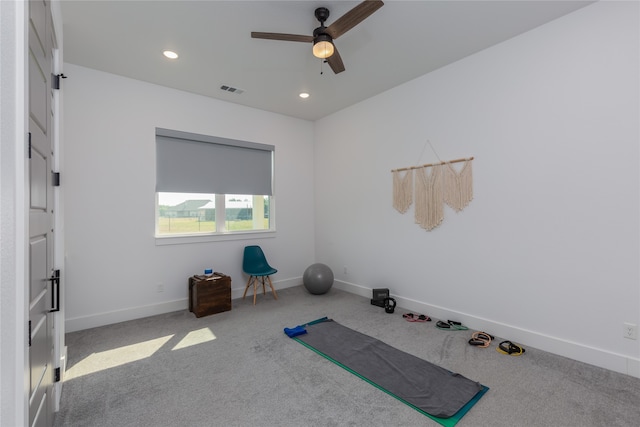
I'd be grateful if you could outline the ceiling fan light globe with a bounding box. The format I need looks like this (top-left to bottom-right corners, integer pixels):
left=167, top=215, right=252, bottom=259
left=313, top=39, right=334, bottom=59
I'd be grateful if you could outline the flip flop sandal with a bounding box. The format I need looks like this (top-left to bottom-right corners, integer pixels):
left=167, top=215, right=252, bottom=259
left=468, top=331, right=494, bottom=347
left=436, top=320, right=451, bottom=330
left=403, top=313, right=418, bottom=322
left=496, top=340, right=526, bottom=356
left=447, top=320, right=469, bottom=330
left=414, top=314, right=431, bottom=322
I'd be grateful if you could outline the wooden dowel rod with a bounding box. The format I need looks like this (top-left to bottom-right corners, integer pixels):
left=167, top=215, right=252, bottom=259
left=391, top=156, right=474, bottom=173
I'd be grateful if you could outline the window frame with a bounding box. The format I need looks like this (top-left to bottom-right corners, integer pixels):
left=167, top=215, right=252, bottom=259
left=154, top=129, right=276, bottom=245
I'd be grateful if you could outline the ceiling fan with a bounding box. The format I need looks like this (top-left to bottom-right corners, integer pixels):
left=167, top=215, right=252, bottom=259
left=251, top=0, right=384, bottom=74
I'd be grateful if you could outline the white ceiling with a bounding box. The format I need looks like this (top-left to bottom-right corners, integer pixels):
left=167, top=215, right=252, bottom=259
left=60, top=0, right=594, bottom=121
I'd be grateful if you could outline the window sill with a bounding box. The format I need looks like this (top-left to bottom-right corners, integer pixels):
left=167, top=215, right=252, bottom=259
left=155, top=230, right=276, bottom=246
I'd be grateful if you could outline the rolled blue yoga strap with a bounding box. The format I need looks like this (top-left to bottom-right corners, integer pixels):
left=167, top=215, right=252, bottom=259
left=284, top=317, right=330, bottom=338
left=284, top=326, right=307, bottom=338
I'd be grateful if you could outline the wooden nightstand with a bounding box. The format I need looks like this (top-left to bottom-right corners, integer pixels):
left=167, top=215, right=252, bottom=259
left=188, top=273, right=232, bottom=318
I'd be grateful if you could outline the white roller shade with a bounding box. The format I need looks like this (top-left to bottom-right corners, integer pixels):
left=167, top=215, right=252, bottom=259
left=156, top=128, right=274, bottom=195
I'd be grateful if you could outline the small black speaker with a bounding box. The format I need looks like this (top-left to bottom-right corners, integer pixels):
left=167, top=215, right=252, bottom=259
left=371, top=288, right=389, bottom=307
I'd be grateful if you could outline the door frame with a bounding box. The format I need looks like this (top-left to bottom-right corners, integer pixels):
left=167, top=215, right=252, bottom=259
left=0, top=1, right=30, bottom=425
left=50, top=1, right=67, bottom=412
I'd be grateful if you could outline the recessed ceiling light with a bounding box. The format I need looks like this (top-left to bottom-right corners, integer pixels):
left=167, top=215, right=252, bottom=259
left=299, top=92, right=310, bottom=99
left=163, top=50, right=178, bottom=59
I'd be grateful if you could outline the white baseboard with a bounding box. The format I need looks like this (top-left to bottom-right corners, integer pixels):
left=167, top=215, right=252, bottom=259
left=629, top=357, right=640, bottom=378
left=65, top=299, right=188, bottom=333
left=333, top=280, right=372, bottom=298
left=335, top=280, right=640, bottom=379
left=65, top=277, right=303, bottom=333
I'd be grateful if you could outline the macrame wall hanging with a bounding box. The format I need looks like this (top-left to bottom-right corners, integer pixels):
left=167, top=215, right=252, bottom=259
left=392, top=168, right=413, bottom=213
left=392, top=141, right=474, bottom=231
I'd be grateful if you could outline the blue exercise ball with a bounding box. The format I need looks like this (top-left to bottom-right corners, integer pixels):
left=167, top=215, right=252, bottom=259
left=303, top=263, right=334, bottom=295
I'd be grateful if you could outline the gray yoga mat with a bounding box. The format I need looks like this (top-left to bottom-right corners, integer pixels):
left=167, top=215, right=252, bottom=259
left=294, top=319, right=484, bottom=418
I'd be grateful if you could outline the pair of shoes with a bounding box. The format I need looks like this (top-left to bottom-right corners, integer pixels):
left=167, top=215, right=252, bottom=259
left=468, top=331, right=494, bottom=347
left=496, top=340, right=526, bottom=356
left=436, top=320, right=469, bottom=330
left=403, top=313, right=431, bottom=322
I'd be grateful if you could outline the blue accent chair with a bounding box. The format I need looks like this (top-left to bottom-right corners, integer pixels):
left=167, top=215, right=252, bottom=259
left=242, top=245, right=278, bottom=305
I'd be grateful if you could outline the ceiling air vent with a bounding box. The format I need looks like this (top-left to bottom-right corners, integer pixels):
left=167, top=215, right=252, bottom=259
left=220, top=85, right=244, bottom=95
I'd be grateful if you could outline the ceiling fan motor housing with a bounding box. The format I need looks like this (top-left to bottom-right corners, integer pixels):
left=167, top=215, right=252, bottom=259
left=313, top=7, right=332, bottom=41
left=313, top=26, right=331, bottom=39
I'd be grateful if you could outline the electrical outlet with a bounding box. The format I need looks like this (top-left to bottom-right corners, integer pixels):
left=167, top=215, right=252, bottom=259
left=623, top=323, right=637, bottom=340
left=156, top=283, right=164, bottom=293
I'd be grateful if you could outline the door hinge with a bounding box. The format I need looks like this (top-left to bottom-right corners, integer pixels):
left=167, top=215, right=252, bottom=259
left=28, top=320, right=32, bottom=347
left=53, top=172, right=60, bottom=187
left=28, top=132, right=32, bottom=159
left=54, top=367, right=61, bottom=382
left=52, top=73, right=67, bottom=90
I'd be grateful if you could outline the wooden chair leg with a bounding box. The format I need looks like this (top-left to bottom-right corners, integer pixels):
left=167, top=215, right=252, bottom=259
left=267, top=276, right=278, bottom=300
left=253, top=277, right=258, bottom=305
left=243, top=276, right=253, bottom=299
left=244, top=275, right=277, bottom=305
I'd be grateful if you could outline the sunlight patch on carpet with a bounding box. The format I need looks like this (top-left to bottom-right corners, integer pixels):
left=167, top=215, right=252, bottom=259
left=65, top=335, right=174, bottom=379
left=172, top=327, right=217, bottom=350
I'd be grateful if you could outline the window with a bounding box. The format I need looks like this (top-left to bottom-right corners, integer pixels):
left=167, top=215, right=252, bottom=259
left=155, top=128, right=274, bottom=239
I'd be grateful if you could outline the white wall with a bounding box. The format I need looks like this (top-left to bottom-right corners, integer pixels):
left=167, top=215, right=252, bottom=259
left=314, top=1, right=639, bottom=377
left=62, top=64, right=315, bottom=331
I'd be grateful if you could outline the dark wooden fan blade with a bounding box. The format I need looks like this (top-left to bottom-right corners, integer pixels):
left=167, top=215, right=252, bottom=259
left=326, top=0, right=384, bottom=39
left=251, top=32, right=314, bottom=43
left=327, top=47, right=345, bottom=74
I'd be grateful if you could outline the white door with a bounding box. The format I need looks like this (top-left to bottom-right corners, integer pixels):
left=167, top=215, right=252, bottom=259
left=28, top=0, right=56, bottom=425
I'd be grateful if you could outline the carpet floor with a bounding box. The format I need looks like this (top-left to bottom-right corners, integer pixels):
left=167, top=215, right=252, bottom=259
left=54, top=285, right=640, bottom=426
